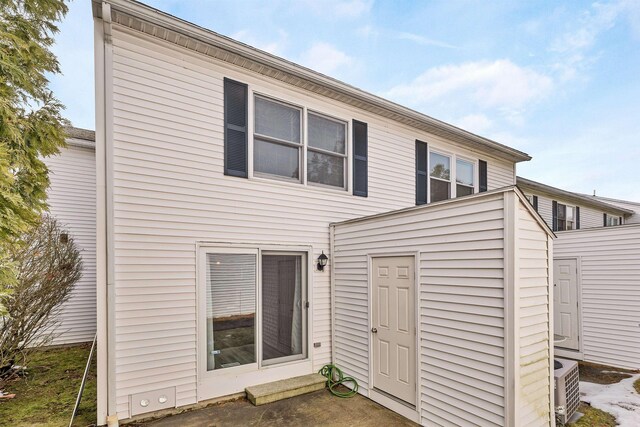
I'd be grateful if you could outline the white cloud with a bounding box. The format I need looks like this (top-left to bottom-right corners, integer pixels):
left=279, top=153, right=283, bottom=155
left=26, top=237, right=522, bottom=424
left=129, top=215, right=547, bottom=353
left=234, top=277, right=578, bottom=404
left=385, top=59, right=553, bottom=115
left=551, top=2, right=621, bottom=54
left=454, top=114, right=492, bottom=134
left=334, top=0, right=373, bottom=18
left=299, top=42, right=353, bottom=76
left=230, top=29, right=287, bottom=55
left=302, top=0, right=373, bottom=19
left=396, top=32, right=457, bottom=49
left=549, top=0, right=640, bottom=81
left=356, top=25, right=378, bottom=39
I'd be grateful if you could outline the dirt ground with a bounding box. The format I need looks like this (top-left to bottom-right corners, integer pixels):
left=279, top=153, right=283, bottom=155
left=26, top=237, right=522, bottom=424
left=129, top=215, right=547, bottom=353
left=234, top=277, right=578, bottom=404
left=579, top=361, right=639, bottom=384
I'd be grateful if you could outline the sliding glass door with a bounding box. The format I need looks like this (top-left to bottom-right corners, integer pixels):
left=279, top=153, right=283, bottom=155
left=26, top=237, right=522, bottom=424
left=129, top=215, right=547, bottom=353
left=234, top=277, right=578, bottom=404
left=261, top=253, right=307, bottom=365
left=206, top=252, right=257, bottom=371
left=202, top=248, right=307, bottom=374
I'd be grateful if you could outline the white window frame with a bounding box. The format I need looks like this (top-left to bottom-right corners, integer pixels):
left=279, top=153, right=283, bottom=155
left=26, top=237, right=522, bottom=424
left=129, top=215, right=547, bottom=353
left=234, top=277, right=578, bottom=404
left=455, top=157, right=476, bottom=197
left=252, top=94, right=304, bottom=183
left=557, top=203, right=576, bottom=231
left=306, top=110, right=348, bottom=190
left=427, top=148, right=478, bottom=202
left=606, top=215, right=620, bottom=227
left=428, top=150, right=452, bottom=203
left=249, top=90, right=350, bottom=193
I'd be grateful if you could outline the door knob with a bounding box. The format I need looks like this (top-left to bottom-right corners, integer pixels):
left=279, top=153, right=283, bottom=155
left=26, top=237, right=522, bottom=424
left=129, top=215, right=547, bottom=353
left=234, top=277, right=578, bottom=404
left=371, top=328, right=377, bottom=333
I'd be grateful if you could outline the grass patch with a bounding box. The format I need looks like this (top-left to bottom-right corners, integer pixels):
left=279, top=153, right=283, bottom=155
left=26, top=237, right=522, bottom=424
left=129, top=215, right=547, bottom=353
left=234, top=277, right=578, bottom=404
left=578, top=361, right=637, bottom=385
left=0, top=343, right=96, bottom=427
left=567, top=403, right=617, bottom=427
left=635, top=377, right=640, bottom=394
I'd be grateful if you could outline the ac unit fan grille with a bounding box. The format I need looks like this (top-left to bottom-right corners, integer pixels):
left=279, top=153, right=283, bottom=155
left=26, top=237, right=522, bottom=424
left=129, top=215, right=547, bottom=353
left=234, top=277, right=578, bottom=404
left=565, top=363, right=580, bottom=418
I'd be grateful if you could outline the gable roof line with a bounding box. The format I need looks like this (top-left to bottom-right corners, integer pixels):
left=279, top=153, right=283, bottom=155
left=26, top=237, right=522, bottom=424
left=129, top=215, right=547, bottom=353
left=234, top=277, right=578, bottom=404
left=65, top=126, right=96, bottom=149
left=93, top=0, right=531, bottom=163
left=516, top=176, right=634, bottom=215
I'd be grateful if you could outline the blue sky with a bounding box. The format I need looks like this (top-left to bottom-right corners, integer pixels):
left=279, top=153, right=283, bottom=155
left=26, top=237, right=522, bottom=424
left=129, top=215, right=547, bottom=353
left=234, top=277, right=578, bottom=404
left=51, top=0, right=640, bottom=200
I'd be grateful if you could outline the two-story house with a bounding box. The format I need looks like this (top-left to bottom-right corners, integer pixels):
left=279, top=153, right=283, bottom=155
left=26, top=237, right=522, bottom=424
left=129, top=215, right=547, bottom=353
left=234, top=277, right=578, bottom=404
left=518, top=176, right=640, bottom=370
left=92, top=1, right=554, bottom=426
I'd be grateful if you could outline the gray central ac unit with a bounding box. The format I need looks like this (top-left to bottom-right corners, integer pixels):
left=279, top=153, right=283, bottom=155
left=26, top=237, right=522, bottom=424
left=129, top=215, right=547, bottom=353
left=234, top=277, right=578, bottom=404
left=554, top=357, right=580, bottom=424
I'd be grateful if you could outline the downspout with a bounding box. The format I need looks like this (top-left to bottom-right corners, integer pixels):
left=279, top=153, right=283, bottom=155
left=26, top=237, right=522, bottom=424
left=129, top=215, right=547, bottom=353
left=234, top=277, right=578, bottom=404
left=329, top=224, right=336, bottom=364
left=95, top=2, right=118, bottom=426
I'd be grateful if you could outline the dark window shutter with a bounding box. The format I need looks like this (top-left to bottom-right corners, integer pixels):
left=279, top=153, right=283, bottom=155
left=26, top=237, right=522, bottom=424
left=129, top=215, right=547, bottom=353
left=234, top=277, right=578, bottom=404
left=224, top=78, right=248, bottom=177
left=416, top=140, right=428, bottom=205
left=479, top=160, right=488, bottom=192
left=619, top=216, right=623, bottom=225
left=352, top=120, right=368, bottom=197
left=575, top=206, right=580, bottom=230
left=552, top=200, right=558, bottom=231
left=533, top=195, right=538, bottom=211
left=603, top=213, right=607, bottom=227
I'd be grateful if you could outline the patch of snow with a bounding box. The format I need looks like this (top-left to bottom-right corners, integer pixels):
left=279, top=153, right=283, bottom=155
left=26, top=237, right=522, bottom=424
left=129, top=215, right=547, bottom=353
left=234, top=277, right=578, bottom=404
left=580, top=374, right=640, bottom=426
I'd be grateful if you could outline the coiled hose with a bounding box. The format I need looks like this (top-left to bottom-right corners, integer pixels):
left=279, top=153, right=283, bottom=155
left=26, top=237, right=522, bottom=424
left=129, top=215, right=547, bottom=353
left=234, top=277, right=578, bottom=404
left=318, top=364, right=359, bottom=398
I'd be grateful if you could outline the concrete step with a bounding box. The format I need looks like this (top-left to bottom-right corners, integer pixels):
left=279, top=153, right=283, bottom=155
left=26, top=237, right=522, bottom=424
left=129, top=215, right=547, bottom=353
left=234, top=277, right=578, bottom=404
left=245, top=373, right=326, bottom=406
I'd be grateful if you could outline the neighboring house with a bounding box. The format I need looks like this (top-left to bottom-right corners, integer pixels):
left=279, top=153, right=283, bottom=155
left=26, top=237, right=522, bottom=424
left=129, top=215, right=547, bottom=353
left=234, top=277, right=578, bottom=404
left=43, top=127, right=96, bottom=345
left=518, top=176, right=640, bottom=370
left=517, top=176, right=633, bottom=231
left=586, top=195, right=640, bottom=224
left=92, top=1, right=552, bottom=426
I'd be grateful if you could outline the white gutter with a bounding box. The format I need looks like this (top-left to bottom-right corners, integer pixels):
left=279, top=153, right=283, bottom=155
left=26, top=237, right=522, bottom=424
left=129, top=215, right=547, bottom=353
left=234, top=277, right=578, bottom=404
left=94, top=1, right=118, bottom=426
left=66, top=138, right=95, bottom=150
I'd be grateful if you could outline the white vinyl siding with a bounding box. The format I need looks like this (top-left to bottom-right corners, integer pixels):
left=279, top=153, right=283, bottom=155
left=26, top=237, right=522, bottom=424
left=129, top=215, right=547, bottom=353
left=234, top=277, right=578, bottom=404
left=555, top=225, right=640, bottom=369
left=522, top=192, right=622, bottom=230
left=44, top=143, right=96, bottom=344
left=594, top=197, right=640, bottom=224
left=332, top=190, right=552, bottom=427
left=488, top=158, right=515, bottom=188
left=517, top=202, right=551, bottom=427
left=108, top=25, right=518, bottom=419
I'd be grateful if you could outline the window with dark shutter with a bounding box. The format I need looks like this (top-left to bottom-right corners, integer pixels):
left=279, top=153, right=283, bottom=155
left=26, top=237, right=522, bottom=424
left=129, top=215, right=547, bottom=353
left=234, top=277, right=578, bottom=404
left=479, top=160, right=488, bottom=192
left=352, top=120, right=368, bottom=197
left=533, top=195, right=538, bottom=211
left=224, top=78, right=248, bottom=177
left=576, top=206, right=580, bottom=230
left=552, top=200, right=558, bottom=231
left=415, top=140, right=428, bottom=205
left=603, top=213, right=607, bottom=227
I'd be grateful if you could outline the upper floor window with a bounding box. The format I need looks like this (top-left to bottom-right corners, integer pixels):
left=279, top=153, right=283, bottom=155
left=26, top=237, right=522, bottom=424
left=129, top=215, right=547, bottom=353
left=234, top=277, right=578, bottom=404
left=557, top=203, right=575, bottom=230
left=224, top=79, right=365, bottom=192
left=253, top=96, right=302, bottom=181
left=430, top=152, right=451, bottom=203
left=252, top=95, right=347, bottom=189
left=456, top=159, right=475, bottom=197
left=417, top=146, right=479, bottom=205
left=606, top=215, right=620, bottom=226
left=307, top=112, right=347, bottom=188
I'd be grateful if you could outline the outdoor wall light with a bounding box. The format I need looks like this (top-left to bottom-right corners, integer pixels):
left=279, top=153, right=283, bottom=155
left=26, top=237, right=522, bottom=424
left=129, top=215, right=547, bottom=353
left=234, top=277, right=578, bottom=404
left=317, top=251, right=328, bottom=272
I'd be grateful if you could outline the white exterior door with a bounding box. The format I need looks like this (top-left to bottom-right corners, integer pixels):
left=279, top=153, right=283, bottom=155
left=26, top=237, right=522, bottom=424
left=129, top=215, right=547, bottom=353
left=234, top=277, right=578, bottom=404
left=372, top=256, right=416, bottom=405
left=554, top=258, right=579, bottom=350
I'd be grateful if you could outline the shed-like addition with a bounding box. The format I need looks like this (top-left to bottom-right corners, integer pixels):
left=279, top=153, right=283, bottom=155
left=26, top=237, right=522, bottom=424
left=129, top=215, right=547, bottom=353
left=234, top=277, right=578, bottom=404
left=331, top=187, right=554, bottom=426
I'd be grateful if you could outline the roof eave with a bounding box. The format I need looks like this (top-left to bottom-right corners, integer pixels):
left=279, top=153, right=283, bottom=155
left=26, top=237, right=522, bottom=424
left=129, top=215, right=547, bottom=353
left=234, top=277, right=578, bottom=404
left=516, top=177, right=634, bottom=216
left=93, top=0, right=531, bottom=164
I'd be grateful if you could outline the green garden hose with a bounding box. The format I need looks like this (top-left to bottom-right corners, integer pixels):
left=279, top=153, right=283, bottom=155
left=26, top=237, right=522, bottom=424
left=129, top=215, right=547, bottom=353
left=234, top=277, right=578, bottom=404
left=318, top=364, right=359, bottom=398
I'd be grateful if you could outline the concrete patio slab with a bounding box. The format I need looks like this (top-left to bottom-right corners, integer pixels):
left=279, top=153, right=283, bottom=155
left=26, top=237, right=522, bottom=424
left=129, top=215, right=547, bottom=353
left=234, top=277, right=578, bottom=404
left=136, top=389, right=418, bottom=427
